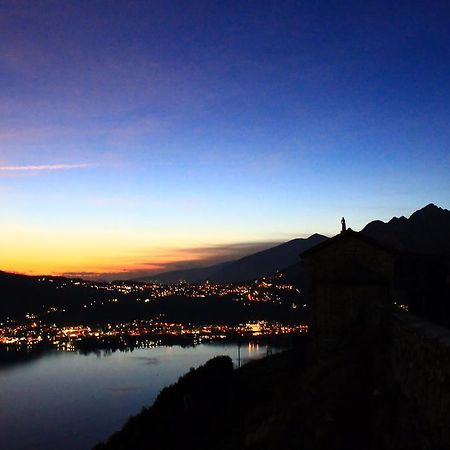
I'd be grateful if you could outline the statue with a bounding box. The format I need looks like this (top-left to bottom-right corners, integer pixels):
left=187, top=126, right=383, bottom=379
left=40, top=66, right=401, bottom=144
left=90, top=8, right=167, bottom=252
left=341, top=217, right=346, bottom=233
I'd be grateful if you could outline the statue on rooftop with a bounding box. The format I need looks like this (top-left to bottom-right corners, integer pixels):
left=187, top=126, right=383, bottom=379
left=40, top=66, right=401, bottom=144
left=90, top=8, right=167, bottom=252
left=341, top=217, right=346, bottom=233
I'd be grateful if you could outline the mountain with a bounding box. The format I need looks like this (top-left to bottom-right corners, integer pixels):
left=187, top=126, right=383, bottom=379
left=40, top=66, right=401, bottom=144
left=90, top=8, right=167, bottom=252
left=209, top=234, right=329, bottom=283
left=140, top=203, right=450, bottom=284
left=361, top=203, right=450, bottom=253
left=136, top=261, right=234, bottom=284
left=138, top=234, right=329, bottom=284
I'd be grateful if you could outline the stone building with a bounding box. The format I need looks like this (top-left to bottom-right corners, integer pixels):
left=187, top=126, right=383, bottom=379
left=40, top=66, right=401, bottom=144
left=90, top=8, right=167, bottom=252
left=301, top=229, right=398, bottom=359
left=300, top=227, right=450, bottom=448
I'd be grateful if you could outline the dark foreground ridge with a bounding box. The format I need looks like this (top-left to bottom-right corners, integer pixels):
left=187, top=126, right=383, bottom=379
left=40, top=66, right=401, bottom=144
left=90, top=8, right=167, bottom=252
left=94, top=322, right=450, bottom=450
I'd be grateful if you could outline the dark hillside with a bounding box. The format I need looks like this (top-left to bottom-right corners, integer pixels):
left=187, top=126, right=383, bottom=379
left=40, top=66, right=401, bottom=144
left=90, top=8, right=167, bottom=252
left=94, top=330, right=424, bottom=450
left=0, top=271, right=72, bottom=319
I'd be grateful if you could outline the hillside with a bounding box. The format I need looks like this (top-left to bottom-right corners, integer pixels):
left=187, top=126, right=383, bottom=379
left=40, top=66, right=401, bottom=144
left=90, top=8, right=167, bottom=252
left=94, top=329, right=426, bottom=450
left=0, top=272, right=115, bottom=321
left=0, top=271, right=305, bottom=325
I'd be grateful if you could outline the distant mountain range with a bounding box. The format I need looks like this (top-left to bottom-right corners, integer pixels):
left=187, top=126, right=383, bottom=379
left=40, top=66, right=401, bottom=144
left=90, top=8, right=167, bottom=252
left=361, top=203, right=450, bottom=254
left=2, top=204, right=449, bottom=289
left=135, top=261, right=234, bottom=285
left=138, top=234, right=329, bottom=284
left=210, top=234, right=328, bottom=283
left=141, top=203, right=450, bottom=284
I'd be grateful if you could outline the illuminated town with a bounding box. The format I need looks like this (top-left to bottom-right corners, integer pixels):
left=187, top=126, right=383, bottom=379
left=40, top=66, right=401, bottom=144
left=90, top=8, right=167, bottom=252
left=0, top=276, right=308, bottom=352
left=0, top=317, right=308, bottom=350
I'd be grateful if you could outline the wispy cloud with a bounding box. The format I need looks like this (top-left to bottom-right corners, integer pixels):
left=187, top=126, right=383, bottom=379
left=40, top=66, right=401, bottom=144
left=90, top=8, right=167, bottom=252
left=60, top=240, right=286, bottom=281
left=0, top=163, right=95, bottom=172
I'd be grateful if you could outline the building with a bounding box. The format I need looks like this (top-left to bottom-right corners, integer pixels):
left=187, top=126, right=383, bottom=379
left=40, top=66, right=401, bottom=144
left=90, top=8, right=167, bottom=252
left=301, top=228, right=398, bottom=359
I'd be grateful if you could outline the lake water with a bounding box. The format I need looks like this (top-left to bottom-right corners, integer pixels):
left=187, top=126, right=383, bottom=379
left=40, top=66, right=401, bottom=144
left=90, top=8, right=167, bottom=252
left=0, top=342, right=272, bottom=450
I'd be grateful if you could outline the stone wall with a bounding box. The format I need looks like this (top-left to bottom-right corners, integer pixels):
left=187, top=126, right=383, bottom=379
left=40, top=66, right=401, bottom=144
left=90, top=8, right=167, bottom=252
left=391, top=312, right=450, bottom=449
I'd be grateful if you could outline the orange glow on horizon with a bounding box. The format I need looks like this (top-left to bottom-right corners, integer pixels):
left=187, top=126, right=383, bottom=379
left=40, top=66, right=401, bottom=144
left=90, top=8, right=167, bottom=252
left=0, top=219, right=281, bottom=278
left=0, top=247, right=210, bottom=278
left=0, top=230, right=229, bottom=278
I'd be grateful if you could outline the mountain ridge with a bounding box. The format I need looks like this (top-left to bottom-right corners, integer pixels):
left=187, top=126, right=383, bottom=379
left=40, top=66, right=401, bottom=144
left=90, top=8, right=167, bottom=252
left=136, top=234, right=329, bottom=284
left=209, top=234, right=328, bottom=283
left=362, top=203, right=450, bottom=254
left=135, top=260, right=234, bottom=284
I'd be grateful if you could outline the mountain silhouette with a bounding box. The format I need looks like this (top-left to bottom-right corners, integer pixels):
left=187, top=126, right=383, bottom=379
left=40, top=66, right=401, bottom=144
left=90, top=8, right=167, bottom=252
left=136, top=261, right=234, bottom=284
left=139, top=234, right=329, bottom=284
left=361, top=203, right=450, bottom=253
left=209, top=234, right=329, bottom=283
left=144, top=204, right=450, bottom=284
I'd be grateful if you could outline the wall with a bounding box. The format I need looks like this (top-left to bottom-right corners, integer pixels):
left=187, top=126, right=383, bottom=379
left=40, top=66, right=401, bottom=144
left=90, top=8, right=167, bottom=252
left=391, top=312, right=450, bottom=449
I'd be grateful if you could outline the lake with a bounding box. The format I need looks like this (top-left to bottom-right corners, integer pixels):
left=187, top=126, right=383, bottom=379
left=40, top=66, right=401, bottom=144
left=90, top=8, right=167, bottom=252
left=0, top=342, right=273, bottom=450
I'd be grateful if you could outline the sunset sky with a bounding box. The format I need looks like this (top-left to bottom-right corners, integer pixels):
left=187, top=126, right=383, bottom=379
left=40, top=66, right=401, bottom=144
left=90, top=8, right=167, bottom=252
left=1, top=1, right=450, bottom=279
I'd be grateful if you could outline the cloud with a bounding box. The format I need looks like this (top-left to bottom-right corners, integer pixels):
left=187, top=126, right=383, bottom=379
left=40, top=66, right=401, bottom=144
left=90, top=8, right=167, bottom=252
left=58, top=271, right=107, bottom=279
left=170, top=241, right=283, bottom=262
left=0, top=163, right=95, bottom=172
left=60, top=240, right=286, bottom=281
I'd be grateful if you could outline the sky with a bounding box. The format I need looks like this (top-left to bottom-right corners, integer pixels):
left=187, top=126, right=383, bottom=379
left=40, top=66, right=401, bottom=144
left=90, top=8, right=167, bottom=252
left=1, top=0, right=449, bottom=279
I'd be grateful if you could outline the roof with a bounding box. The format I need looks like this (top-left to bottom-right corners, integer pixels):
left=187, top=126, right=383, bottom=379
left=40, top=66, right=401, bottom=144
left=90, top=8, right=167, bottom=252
left=300, top=228, right=399, bottom=258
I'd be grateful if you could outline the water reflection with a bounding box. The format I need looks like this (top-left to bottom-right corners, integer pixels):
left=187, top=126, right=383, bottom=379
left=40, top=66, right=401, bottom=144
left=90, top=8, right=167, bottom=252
left=0, top=342, right=282, bottom=450
left=131, top=356, right=160, bottom=365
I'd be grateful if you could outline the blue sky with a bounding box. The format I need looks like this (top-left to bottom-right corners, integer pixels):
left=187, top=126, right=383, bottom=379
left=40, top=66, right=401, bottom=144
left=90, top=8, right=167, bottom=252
left=1, top=0, right=449, bottom=278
